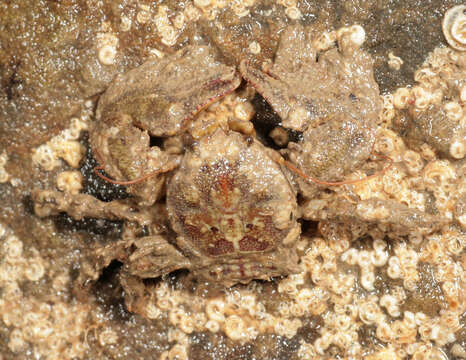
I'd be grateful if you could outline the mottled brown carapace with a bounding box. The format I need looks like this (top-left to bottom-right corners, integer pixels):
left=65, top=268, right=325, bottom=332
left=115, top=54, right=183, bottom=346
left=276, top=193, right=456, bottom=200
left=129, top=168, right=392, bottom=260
left=167, top=130, right=300, bottom=279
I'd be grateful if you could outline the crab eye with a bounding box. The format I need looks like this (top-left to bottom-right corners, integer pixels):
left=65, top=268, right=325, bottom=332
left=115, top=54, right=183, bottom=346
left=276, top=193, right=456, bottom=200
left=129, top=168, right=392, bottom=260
left=210, top=226, right=219, bottom=233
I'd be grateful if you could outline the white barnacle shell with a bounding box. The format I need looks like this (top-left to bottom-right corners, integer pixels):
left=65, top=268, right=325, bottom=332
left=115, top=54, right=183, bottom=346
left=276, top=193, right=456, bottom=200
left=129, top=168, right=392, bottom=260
left=349, top=25, right=366, bottom=47
left=412, top=86, right=431, bottom=110
left=248, top=41, right=261, bottom=55
left=56, top=171, right=83, bottom=194
left=98, top=43, right=117, bottom=65
left=336, top=25, right=365, bottom=54
left=96, top=33, right=119, bottom=66
left=393, top=87, right=411, bottom=109
left=442, top=5, right=466, bottom=51
left=450, top=139, right=465, bottom=159
left=224, top=315, right=247, bottom=341
left=313, top=31, right=336, bottom=52
left=194, top=0, right=211, bottom=8
left=285, top=6, right=302, bottom=20
left=444, top=101, right=464, bottom=121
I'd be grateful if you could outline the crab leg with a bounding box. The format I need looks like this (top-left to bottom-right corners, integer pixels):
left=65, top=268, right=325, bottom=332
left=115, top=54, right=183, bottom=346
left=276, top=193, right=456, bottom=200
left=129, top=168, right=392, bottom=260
left=93, top=156, right=180, bottom=186
left=32, top=189, right=153, bottom=226
left=269, top=150, right=393, bottom=186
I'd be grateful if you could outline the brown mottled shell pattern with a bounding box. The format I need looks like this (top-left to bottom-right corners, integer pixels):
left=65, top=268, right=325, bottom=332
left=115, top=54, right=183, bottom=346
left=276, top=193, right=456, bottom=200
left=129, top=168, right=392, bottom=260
left=167, top=129, right=300, bottom=282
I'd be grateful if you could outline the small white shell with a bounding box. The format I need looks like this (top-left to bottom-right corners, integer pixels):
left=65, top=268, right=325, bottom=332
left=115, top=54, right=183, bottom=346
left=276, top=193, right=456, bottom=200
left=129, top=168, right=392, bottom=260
left=442, top=5, right=466, bottom=51
left=194, top=0, right=211, bottom=8
left=98, top=44, right=117, bottom=65
left=349, top=25, right=366, bottom=47
left=449, top=139, right=465, bottom=159
left=285, top=6, right=302, bottom=20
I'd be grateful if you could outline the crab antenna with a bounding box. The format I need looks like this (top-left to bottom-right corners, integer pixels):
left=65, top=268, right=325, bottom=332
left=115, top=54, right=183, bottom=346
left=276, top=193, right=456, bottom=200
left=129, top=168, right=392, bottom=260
left=273, top=152, right=393, bottom=187
left=94, top=161, right=178, bottom=185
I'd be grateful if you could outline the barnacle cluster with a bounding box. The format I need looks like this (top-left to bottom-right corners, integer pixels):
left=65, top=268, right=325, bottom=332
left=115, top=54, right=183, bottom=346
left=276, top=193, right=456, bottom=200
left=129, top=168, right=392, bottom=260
left=0, top=223, right=90, bottom=359
left=112, top=0, right=260, bottom=52
left=188, top=90, right=256, bottom=140
left=391, top=45, right=465, bottom=160
left=32, top=113, right=90, bottom=171
left=0, top=151, right=10, bottom=183
left=131, top=221, right=463, bottom=359
left=352, top=123, right=462, bottom=222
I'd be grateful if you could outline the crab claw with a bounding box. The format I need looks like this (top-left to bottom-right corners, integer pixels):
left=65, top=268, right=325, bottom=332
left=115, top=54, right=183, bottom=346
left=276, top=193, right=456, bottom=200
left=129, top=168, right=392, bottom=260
left=240, top=24, right=381, bottom=133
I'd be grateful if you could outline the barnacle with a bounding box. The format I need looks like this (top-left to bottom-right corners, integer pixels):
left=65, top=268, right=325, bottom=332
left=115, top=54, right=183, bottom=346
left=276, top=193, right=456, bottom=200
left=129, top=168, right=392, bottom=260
left=136, top=4, right=151, bottom=24
left=32, top=117, right=89, bottom=171
left=393, top=46, right=466, bottom=159
left=359, top=301, right=382, bottom=325
left=24, top=257, right=45, bottom=282
left=155, top=6, right=179, bottom=47
left=337, top=24, right=366, bottom=51
left=168, top=344, right=189, bottom=360
left=98, top=328, right=118, bottom=346
left=224, top=315, right=247, bottom=342
left=449, top=139, right=466, bottom=159
left=412, top=86, right=432, bottom=110
left=8, top=328, right=27, bottom=353
left=56, top=171, right=83, bottom=194
left=442, top=5, right=466, bottom=51
left=205, top=298, right=226, bottom=322
left=248, top=41, right=261, bottom=54
left=96, top=33, right=118, bottom=66
left=285, top=6, right=302, bottom=20
left=313, top=31, right=337, bottom=52
left=387, top=52, right=403, bottom=70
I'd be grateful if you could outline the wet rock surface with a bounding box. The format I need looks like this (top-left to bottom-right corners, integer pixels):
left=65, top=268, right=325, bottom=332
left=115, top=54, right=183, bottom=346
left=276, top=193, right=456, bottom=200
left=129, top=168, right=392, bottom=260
left=0, top=1, right=465, bottom=359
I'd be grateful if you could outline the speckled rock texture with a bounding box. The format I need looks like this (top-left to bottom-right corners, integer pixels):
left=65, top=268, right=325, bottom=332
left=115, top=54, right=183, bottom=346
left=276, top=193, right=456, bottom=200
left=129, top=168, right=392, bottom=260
left=0, top=1, right=464, bottom=360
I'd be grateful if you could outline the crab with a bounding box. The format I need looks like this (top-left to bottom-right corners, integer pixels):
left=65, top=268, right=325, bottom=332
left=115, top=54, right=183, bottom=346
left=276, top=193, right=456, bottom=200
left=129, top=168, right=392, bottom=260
left=32, top=27, right=444, bottom=314
left=32, top=45, right=301, bottom=301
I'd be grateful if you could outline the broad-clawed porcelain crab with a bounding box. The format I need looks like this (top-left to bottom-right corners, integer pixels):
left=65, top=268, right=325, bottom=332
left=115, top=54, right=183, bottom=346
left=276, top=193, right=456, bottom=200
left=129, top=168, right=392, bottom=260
left=33, top=26, right=442, bottom=311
